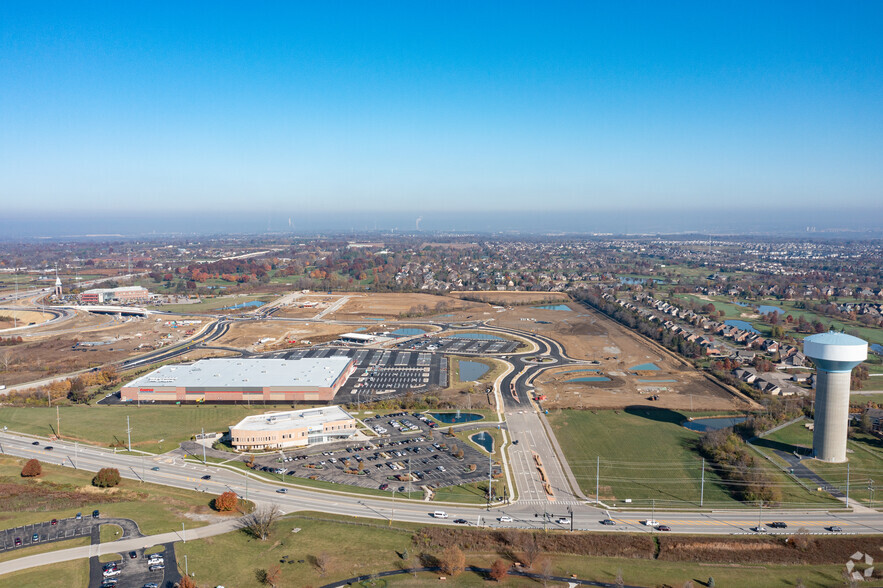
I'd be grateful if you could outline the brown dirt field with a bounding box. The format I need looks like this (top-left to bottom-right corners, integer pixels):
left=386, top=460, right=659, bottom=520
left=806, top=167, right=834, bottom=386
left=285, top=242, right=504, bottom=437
left=450, top=291, right=571, bottom=305
left=327, top=293, right=477, bottom=319
left=0, top=315, right=198, bottom=387
left=0, top=309, right=54, bottom=329
left=491, top=303, right=744, bottom=411
left=214, top=320, right=363, bottom=350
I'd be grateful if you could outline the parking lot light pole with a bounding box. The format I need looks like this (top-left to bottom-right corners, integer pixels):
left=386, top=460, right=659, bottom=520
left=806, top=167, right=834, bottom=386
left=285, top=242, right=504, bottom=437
left=182, top=522, right=185, bottom=543
left=390, top=489, right=395, bottom=527
left=185, top=554, right=188, bottom=576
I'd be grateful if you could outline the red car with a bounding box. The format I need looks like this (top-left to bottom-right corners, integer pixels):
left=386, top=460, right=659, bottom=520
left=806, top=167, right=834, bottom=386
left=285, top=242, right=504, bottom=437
left=51, top=519, right=58, bottom=525
left=657, top=525, right=671, bottom=532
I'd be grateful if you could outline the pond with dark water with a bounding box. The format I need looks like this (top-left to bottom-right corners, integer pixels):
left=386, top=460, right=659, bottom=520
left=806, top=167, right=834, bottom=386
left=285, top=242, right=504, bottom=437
left=471, top=431, right=494, bottom=453
left=725, top=319, right=760, bottom=334
left=682, top=417, right=747, bottom=432
left=430, top=412, right=483, bottom=424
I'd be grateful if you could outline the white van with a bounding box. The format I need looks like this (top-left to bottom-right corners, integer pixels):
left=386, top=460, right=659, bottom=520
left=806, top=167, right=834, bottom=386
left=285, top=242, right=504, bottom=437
left=433, top=511, right=448, bottom=519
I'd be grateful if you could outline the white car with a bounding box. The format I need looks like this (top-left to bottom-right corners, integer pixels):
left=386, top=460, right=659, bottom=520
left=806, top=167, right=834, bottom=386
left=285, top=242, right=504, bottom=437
left=433, top=511, right=448, bottom=518
left=644, top=519, right=659, bottom=527
left=556, top=517, right=570, bottom=525
left=103, top=569, right=121, bottom=578
left=499, top=516, right=513, bottom=523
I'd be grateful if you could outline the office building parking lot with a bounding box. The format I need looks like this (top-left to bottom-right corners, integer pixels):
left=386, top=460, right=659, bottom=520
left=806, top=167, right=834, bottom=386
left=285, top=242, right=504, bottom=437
left=0, top=516, right=96, bottom=552
left=90, top=543, right=177, bottom=588
left=251, top=412, right=499, bottom=494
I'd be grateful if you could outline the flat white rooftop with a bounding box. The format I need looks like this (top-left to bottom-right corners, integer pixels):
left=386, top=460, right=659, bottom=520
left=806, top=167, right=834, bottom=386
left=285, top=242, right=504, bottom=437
left=125, top=357, right=352, bottom=389
left=232, top=406, right=354, bottom=432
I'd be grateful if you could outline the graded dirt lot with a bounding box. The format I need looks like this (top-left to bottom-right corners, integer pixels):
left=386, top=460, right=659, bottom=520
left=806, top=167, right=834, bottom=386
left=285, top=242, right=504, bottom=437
left=213, top=320, right=360, bottom=350
left=329, top=292, right=477, bottom=319
left=492, top=301, right=744, bottom=411
left=450, top=290, right=571, bottom=305
left=0, top=314, right=204, bottom=387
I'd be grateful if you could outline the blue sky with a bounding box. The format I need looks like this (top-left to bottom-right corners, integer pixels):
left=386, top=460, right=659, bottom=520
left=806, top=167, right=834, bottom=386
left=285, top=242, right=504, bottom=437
left=1, top=1, right=882, bottom=219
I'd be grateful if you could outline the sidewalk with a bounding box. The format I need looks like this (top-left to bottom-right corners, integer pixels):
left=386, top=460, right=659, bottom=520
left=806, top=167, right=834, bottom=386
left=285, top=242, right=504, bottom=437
left=0, top=518, right=243, bottom=577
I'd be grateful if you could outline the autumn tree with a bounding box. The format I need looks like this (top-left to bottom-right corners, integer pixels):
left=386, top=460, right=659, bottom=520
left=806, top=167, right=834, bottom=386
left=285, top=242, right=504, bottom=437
left=176, top=576, right=196, bottom=588
left=440, top=545, right=465, bottom=577
left=93, top=467, right=121, bottom=488
left=490, top=558, right=509, bottom=582
left=21, top=458, right=42, bottom=477
left=213, top=490, right=238, bottom=512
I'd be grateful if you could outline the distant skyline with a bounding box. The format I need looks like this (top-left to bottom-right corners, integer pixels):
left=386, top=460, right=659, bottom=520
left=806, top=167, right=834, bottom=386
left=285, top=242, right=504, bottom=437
left=2, top=2, right=882, bottom=218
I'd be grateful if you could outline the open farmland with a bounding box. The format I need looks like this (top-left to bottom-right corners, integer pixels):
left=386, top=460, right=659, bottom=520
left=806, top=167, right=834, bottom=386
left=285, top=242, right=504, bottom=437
left=327, top=292, right=478, bottom=319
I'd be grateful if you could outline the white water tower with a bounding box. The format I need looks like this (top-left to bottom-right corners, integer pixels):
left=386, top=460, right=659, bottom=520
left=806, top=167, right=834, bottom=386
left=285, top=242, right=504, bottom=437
left=803, top=332, right=867, bottom=463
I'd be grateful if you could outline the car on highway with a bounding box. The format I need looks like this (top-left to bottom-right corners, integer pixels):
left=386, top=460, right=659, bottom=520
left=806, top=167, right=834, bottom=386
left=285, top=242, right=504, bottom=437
left=151, top=466, right=160, bottom=471
left=643, top=520, right=659, bottom=527
left=828, top=525, right=842, bottom=533
left=31, top=441, right=39, bottom=445
left=750, top=526, right=766, bottom=533
left=600, top=519, right=616, bottom=526
left=768, top=521, right=787, bottom=529
left=45, top=446, right=53, bottom=450
left=201, top=474, right=211, bottom=480
left=499, top=516, right=513, bottom=523
left=555, top=517, right=570, bottom=525
left=454, top=519, right=468, bottom=525
left=657, top=525, right=671, bottom=532
left=432, top=511, right=448, bottom=519
left=276, top=488, right=288, bottom=494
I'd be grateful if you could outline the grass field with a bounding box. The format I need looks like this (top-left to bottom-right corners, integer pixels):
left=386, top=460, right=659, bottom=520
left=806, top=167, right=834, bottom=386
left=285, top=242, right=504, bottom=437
left=852, top=392, right=883, bottom=405
left=0, top=456, right=216, bottom=535
left=0, top=404, right=301, bottom=452
left=757, top=421, right=883, bottom=507
left=167, top=512, right=852, bottom=588
left=0, top=559, right=91, bottom=588
left=548, top=409, right=838, bottom=508
left=100, top=523, right=123, bottom=543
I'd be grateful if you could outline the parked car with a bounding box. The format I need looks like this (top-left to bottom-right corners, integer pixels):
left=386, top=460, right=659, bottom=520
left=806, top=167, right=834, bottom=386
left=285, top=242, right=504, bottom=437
left=32, top=533, right=39, bottom=542
left=76, top=512, right=82, bottom=520
left=129, top=551, right=138, bottom=559
left=14, top=537, right=21, bottom=546
left=93, top=510, right=100, bottom=518
left=148, top=564, right=165, bottom=572
left=51, top=519, right=58, bottom=525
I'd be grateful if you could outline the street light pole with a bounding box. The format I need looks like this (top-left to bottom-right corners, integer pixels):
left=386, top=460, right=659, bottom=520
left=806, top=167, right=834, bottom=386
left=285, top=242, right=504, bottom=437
left=202, top=427, right=206, bottom=464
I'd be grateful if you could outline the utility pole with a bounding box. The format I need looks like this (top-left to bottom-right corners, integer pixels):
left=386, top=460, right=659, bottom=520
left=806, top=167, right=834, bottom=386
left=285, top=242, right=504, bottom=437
left=74, top=441, right=78, bottom=469
left=869, top=478, right=875, bottom=509
left=184, top=554, right=188, bottom=577
left=596, top=456, right=600, bottom=505
left=201, top=427, right=206, bottom=464
left=56, top=406, right=60, bottom=438
left=126, top=416, right=132, bottom=452
left=846, top=463, right=850, bottom=508
left=700, top=458, right=705, bottom=507
left=487, top=448, right=493, bottom=510
left=182, top=523, right=186, bottom=543
left=390, top=489, right=395, bottom=527
left=407, top=458, right=411, bottom=500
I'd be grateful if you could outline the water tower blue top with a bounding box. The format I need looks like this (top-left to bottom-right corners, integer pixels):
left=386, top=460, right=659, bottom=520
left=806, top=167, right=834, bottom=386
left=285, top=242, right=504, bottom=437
left=803, top=332, right=868, bottom=373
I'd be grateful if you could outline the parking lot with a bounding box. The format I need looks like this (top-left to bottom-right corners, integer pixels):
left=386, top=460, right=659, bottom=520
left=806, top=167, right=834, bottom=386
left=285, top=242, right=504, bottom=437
left=279, top=347, right=449, bottom=400
left=91, top=542, right=178, bottom=588
left=421, top=335, right=520, bottom=355
left=251, top=412, right=500, bottom=495
left=0, top=512, right=100, bottom=553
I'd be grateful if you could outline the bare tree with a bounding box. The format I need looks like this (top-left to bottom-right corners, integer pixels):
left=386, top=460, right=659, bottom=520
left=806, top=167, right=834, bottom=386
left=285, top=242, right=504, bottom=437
left=519, top=533, right=540, bottom=568
left=314, top=552, right=331, bottom=576
left=242, top=504, right=282, bottom=540
left=536, top=556, right=552, bottom=587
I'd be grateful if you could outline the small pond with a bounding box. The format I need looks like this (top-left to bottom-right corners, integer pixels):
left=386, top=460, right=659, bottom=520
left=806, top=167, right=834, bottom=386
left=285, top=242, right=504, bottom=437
left=447, top=333, right=504, bottom=340
left=222, top=300, right=266, bottom=310
left=391, top=328, right=426, bottom=336
left=630, top=363, right=660, bottom=371
left=870, top=343, right=883, bottom=355
left=756, top=305, right=784, bottom=315
left=470, top=431, right=494, bottom=453
left=458, top=360, right=489, bottom=381
left=682, top=417, right=747, bottom=432
left=566, top=376, right=612, bottom=383
left=430, top=412, right=483, bottom=424
left=533, top=304, right=572, bottom=311
left=725, top=319, right=760, bottom=334
left=619, top=277, right=664, bottom=285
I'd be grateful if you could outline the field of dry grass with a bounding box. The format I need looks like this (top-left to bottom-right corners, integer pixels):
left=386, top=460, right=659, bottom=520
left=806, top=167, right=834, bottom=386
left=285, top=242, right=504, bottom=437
left=330, top=292, right=477, bottom=318
left=450, top=290, right=571, bottom=305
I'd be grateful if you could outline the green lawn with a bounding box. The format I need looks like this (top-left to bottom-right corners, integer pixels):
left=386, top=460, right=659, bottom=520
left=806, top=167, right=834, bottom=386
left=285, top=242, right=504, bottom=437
left=759, top=421, right=883, bottom=507
left=0, top=404, right=300, bottom=452
left=100, top=523, right=123, bottom=543
left=549, top=409, right=837, bottom=508
left=0, top=559, right=91, bottom=588
left=852, top=392, right=883, bottom=405
left=0, top=456, right=218, bottom=535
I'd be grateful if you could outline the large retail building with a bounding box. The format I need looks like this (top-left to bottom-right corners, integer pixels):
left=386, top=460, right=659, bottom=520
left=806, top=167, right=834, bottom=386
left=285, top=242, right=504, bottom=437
left=229, top=406, right=356, bottom=450
left=120, top=357, right=355, bottom=403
